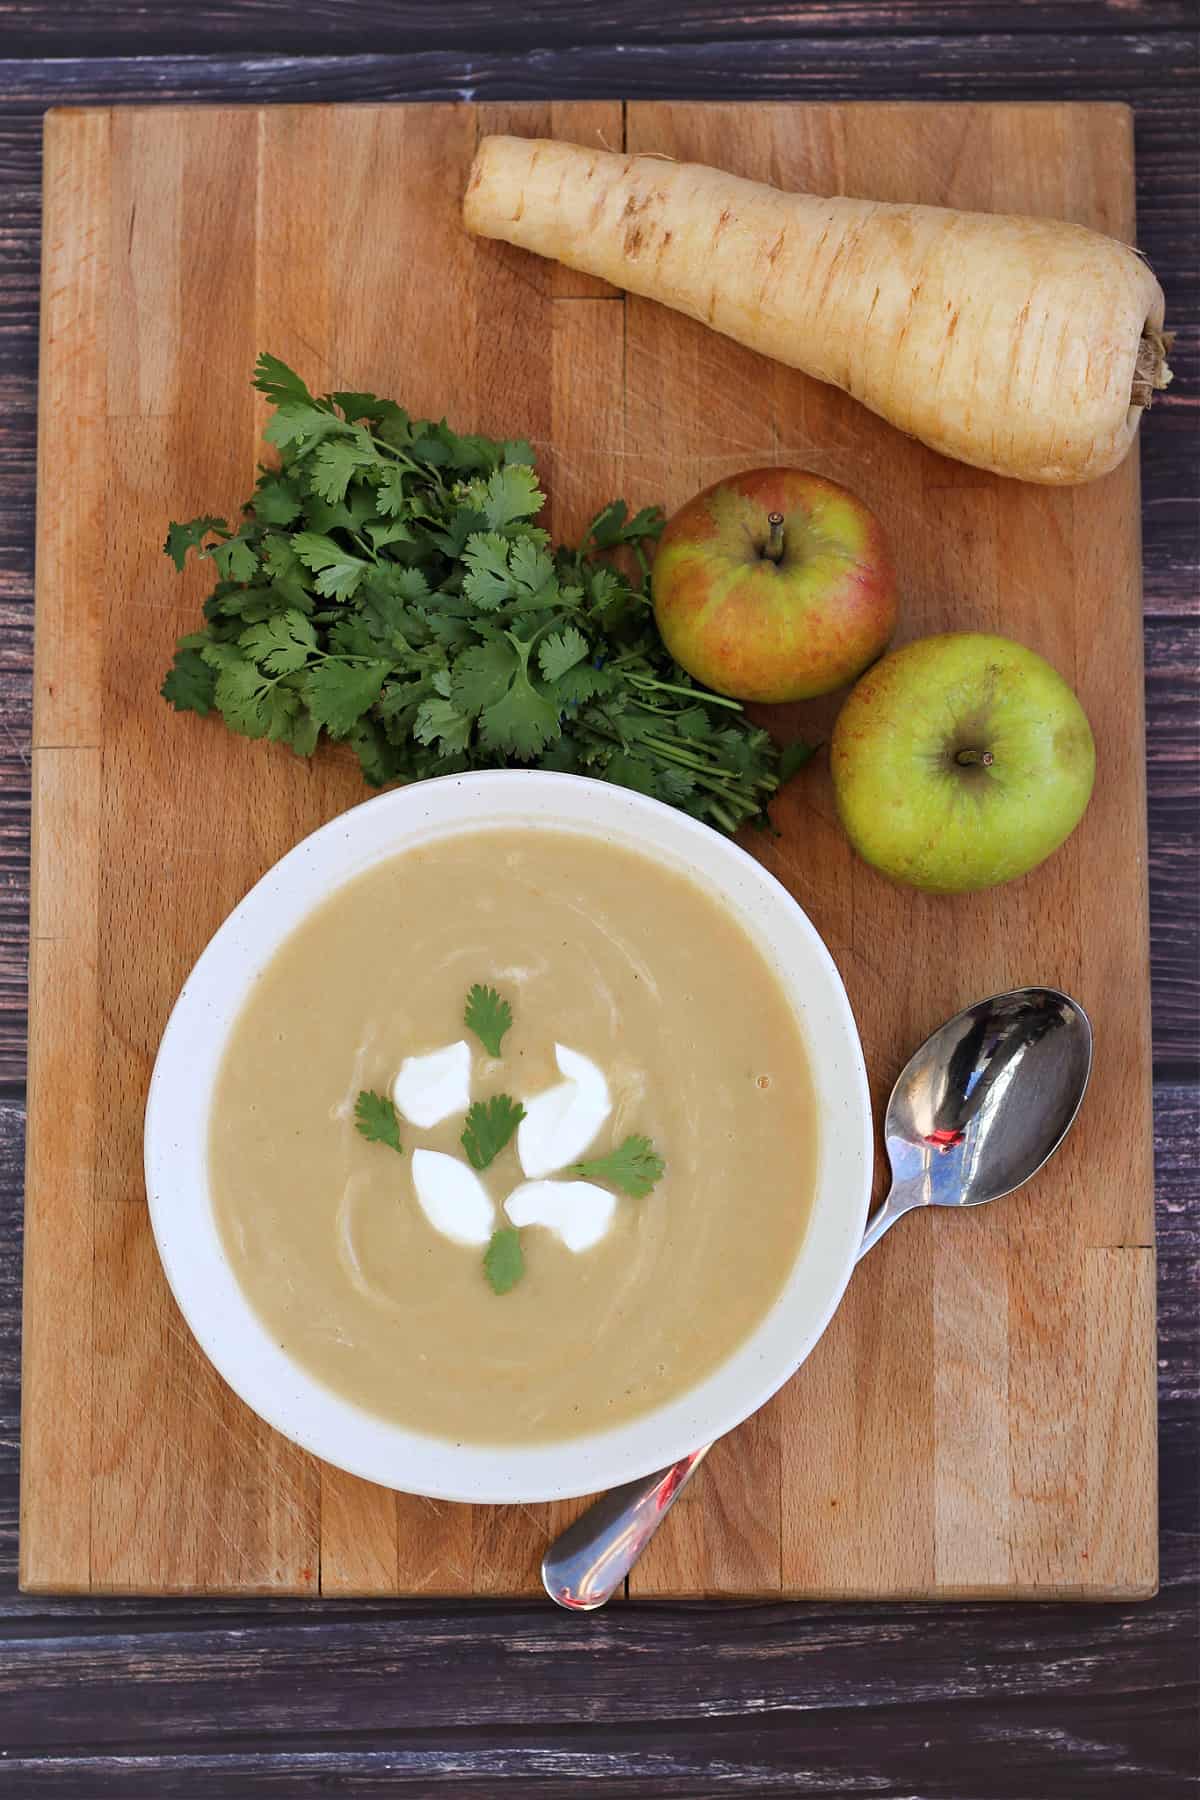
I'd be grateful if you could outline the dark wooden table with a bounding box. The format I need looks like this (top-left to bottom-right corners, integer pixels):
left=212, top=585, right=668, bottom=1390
left=1, top=4, right=1196, bottom=1794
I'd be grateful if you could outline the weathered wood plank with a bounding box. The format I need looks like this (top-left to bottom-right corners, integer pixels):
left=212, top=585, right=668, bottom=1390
left=1, top=0, right=1196, bottom=56
left=0, top=37, right=1194, bottom=124
left=0, top=1581, right=1195, bottom=1742
left=0, top=1696, right=1195, bottom=1800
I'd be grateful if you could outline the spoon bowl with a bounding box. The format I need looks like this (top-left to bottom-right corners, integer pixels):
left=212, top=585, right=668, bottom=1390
left=861, top=986, right=1093, bottom=1253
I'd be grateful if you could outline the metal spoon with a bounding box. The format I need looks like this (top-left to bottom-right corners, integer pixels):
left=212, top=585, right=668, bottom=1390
left=542, top=985, right=1093, bottom=1611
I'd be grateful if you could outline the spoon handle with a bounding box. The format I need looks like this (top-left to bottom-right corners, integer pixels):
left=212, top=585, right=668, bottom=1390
left=541, top=1200, right=900, bottom=1610
left=540, top=1445, right=711, bottom=1609
left=857, top=1188, right=916, bottom=1257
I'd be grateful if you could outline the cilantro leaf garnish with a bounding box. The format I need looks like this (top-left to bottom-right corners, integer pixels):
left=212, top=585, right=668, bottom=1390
left=574, top=1135, right=665, bottom=1199
left=252, top=351, right=316, bottom=407
left=291, top=532, right=370, bottom=600
left=211, top=657, right=274, bottom=739
left=587, top=498, right=666, bottom=550
left=238, top=610, right=318, bottom=676
left=469, top=463, right=545, bottom=529
left=208, top=531, right=260, bottom=583
left=354, top=1089, right=404, bottom=1154
left=252, top=476, right=303, bottom=526
left=483, top=1226, right=525, bottom=1295
left=464, top=983, right=513, bottom=1057
left=161, top=646, right=217, bottom=715
left=538, top=625, right=589, bottom=683
left=303, top=660, right=389, bottom=737
left=450, top=640, right=519, bottom=717
left=375, top=464, right=409, bottom=518
left=309, top=438, right=375, bottom=506
left=461, top=1095, right=526, bottom=1171
left=476, top=636, right=561, bottom=760
left=414, top=695, right=472, bottom=755
left=330, top=388, right=392, bottom=424
left=160, top=354, right=785, bottom=835
left=461, top=533, right=514, bottom=610
left=164, top=515, right=228, bottom=572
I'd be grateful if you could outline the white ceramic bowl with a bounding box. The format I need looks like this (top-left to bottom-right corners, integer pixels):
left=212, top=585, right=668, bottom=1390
left=145, top=771, right=872, bottom=1503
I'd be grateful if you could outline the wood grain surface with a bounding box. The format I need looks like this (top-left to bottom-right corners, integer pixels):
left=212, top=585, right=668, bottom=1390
left=21, top=96, right=1159, bottom=1604
left=0, top=3, right=1196, bottom=1794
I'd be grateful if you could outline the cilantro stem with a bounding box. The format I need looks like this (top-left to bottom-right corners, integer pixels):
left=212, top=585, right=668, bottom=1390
left=626, top=674, right=744, bottom=710
left=575, top=717, right=764, bottom=804
left=635, top=731, right=777, bottom=794
left=635, top=730, right=771, bottom=786
left=637, top=739, right=735, bottom=778
left=640, top=746, right=746, bottom=792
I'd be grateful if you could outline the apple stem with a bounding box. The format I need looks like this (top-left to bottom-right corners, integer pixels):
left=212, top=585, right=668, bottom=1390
left=955, top=748, right=995, bottom=767
left=764, top=513, right=786, bottom=563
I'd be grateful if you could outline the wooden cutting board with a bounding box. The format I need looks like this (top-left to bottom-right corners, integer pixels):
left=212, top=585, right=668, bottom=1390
left=21, top=99, right=1157, bottom=1598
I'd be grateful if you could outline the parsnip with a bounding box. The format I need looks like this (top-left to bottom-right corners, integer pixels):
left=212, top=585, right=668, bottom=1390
left=464, top=136, right=1171, bottom=486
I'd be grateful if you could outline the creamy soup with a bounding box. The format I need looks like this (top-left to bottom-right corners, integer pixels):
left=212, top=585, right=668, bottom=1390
left=211, top=829, right=817, bottom=1444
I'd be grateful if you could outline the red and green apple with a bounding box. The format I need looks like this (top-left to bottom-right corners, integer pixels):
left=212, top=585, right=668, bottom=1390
left=651, top=467, right=897, bottom=704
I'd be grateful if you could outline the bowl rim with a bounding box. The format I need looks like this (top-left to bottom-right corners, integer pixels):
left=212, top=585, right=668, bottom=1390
left=144, top=770, right=872, bottom=1503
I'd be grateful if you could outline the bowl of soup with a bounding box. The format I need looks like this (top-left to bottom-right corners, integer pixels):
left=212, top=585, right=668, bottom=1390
left=145, top=771, right=871, bottom=1502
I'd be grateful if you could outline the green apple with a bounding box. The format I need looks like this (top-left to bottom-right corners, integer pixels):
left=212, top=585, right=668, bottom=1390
left=652, top=467, right=896, bottom=703
left=830, top=632, right=1095, bottom=892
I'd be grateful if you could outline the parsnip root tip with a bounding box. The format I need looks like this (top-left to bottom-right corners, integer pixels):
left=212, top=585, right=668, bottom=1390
left=1131, top=325, right=1174, bottom=409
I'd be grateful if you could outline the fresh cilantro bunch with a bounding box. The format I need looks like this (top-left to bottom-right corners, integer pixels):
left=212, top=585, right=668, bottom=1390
left=161, top=355, right=786, bottom=833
